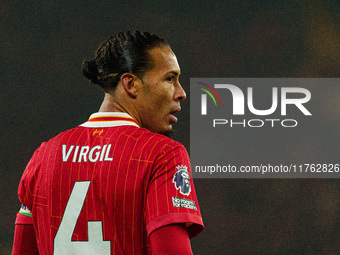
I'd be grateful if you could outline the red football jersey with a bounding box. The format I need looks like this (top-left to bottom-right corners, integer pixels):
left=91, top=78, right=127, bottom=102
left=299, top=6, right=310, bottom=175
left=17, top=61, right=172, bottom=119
left=17, top=112, right=203, bottom=254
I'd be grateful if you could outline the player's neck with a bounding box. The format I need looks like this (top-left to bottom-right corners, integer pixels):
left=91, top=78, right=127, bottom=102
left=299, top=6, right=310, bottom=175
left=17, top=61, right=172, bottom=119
left=98, top=93, right=123, bottom=113
left=98, top=93, right=143, bottom=128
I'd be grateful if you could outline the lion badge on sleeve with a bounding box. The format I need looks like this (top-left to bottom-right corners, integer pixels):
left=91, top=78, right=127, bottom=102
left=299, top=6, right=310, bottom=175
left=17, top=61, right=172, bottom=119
left=173, top=165, right=191, bottom=196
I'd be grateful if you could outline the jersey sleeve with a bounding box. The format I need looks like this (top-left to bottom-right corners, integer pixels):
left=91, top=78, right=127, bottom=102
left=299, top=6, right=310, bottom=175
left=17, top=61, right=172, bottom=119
left=150, top=223, right=192, bottom=254
left=145, top=142, right=204, bottom=238
left=17, top=145, right=43, bottom=211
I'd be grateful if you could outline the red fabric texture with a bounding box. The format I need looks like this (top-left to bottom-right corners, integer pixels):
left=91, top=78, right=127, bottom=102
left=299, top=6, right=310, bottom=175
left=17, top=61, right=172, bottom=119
left=12, top=223, right=38, bottom=255
left=150, top=223, right=192, bottom=255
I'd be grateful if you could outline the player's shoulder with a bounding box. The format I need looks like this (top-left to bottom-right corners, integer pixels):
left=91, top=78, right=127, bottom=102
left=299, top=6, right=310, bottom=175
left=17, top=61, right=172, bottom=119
left=131, top=128, right=190, bottom=165
left=130, top=127, right=186, bottom=151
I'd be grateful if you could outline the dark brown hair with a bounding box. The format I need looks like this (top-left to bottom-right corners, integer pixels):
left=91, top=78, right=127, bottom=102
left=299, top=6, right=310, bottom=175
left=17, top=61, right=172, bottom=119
left=81, top=31, right=168, bottom=92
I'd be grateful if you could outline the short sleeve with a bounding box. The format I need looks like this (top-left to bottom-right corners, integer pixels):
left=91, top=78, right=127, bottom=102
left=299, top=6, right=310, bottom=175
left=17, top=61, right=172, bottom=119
left=17, top=144, right=44, bottom=211
left=145, top=142, right=204, bottom=238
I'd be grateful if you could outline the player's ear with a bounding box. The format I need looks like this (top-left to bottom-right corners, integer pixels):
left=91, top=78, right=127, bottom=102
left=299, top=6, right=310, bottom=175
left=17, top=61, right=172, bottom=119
left=120, top=73, right=141, bottom=98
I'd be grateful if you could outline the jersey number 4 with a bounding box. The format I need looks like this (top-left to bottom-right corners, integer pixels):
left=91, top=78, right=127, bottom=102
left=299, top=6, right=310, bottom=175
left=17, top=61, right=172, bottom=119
left=54, top=181, right=111, bottom=254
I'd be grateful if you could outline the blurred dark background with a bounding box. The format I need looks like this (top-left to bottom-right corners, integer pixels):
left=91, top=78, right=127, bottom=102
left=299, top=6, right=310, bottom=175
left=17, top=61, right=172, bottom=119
left=1, top=0, right=340, bottom=254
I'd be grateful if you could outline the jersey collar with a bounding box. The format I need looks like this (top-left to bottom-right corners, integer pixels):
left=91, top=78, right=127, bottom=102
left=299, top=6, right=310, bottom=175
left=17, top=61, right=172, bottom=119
left=80, top=112, right=140, bottom=128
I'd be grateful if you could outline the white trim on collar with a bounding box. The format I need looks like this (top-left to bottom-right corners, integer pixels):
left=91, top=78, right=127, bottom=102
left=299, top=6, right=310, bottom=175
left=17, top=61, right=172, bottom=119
left=80, top=112, right=140, bottom=128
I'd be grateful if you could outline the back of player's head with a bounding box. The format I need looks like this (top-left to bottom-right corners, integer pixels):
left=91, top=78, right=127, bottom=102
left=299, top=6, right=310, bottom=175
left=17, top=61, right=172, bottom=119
left=81, top=31, right=168, bottom=92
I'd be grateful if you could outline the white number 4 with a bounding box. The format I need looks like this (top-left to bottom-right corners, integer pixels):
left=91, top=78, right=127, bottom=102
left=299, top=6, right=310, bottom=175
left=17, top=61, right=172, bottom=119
left=54, top=181, right=111, bottom=254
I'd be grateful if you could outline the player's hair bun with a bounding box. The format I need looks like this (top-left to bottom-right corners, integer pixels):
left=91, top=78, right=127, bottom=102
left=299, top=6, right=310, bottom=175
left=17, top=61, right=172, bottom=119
left=81, top=31, right=167, bottom=91
left=81, top=59, right=99, bottom=84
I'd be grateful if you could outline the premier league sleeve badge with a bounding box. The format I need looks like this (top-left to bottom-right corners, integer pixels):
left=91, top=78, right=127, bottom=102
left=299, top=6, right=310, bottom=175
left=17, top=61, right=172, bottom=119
left=173, top=165, right=191, bottom=196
